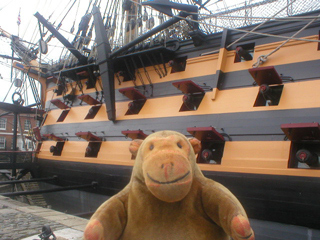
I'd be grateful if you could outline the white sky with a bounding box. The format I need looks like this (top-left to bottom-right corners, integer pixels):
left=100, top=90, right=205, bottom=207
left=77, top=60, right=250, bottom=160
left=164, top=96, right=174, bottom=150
left=0, top=0, right=251, bottom=104
left=0, top=0, right=89, bottom=103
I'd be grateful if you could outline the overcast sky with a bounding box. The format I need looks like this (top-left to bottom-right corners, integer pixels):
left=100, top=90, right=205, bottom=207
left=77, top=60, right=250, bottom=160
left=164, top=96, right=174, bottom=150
left=0, top=0, right=87, bottom=103
left=0, top=0, right=256, bottom=104
left=0, top=0, right=39, bottom=103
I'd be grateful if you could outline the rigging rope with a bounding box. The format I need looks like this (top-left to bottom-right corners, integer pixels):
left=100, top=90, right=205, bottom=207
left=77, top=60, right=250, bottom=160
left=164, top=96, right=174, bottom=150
left=58, top=0, right=77, bottom=29
left=71, top=0, right=81, bottom=33
left=153, top=7, right=320, bottom=44
left=167, top=9, right=320, bottom=59
left=200, top=14, right=320, bottom=22
left=163, top=3, right=320, bottom=41
left=252, top=11, right=320, bottom=67
left=226, top=0, right=297, bottom=49
left=85, top=0, right=94, bottom=15
left=2, top=79, right=15, bottom=102
left=52, top=0, right=73, bottom=25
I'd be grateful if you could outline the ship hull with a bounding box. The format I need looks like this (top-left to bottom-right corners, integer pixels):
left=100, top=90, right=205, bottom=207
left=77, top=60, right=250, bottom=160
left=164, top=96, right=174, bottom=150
left=36, top=158, right=320, bottom=229
left=33, top=9, right=320, bottom=232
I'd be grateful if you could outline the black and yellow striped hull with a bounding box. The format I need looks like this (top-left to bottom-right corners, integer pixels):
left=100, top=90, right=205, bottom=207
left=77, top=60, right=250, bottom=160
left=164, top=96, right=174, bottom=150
left=36, top=12, right=320, bottom=229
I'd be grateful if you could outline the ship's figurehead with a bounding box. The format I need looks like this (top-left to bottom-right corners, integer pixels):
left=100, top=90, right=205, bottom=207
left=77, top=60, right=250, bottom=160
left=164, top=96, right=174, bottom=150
left=84, top=130, right=254, bottom=240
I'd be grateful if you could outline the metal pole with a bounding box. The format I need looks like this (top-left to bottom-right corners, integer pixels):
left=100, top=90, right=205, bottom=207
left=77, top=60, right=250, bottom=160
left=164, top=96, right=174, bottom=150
left=10, top=49, right=14, bottom=82
left=0, top=103, right=42, bottom=118
left=34, top=12, right=87, bottom=65
left=12, top=112, right=18, bottom=178
left=0, top=176, right=57, bottom=185
left=1, top=182, right=98, bottom=197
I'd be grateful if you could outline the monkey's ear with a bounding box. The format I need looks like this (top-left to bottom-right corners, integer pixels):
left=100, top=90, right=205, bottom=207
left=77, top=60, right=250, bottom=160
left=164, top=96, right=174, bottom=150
left=188, top=138, right=201, bottom=154
left=129, top=139, right=144, bottom=157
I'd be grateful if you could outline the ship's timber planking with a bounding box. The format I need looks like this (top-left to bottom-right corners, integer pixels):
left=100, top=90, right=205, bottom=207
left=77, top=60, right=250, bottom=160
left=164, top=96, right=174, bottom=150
left=43, top=79, right=320, bottom=122
left=44, top=36, right=320, bottom=109
left=38, top=137, right=320, bottom=178
left=36, top=156, right=320, bottom=229
left=45, top=34, right=320, bottom=104
left=36, top=12, right=320, bottom=230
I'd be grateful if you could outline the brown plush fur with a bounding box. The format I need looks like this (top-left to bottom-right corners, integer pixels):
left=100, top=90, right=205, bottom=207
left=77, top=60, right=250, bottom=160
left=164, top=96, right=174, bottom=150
left=84, top=130, right=254, bottom=240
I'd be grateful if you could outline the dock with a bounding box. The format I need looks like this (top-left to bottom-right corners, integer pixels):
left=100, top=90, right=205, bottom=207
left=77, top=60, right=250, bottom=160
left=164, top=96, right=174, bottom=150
left=1, top=195, right=320, bottom=240
left=0, top=195, right=88, bottom=240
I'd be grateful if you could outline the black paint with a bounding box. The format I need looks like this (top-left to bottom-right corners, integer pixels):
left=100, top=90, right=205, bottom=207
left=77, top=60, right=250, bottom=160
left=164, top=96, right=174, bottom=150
left=41, top=107, right=320, bottom=142
left=36, top=158, right=320, bottom=229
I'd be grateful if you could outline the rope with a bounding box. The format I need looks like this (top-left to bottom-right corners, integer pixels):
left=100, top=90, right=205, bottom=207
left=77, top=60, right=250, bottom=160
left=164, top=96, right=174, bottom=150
left=59, top=0, right=77, bottom=29
left=2, top=80, right=15, bottom=102
left=200, top=14, right=320, bottom=22
left=127, top=0, right=320, bottom=43
left=173, top=12, right=320, bottom=43
left=71, top=0, right=81, bottom=33
left=252, top=11, right=320, bottom=67
left=226, top=0, right=297, bottom=49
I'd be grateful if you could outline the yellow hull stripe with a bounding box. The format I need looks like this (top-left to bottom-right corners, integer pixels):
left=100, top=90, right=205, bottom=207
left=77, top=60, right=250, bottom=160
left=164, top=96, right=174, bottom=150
left=38, top=140, right=319, bottom=178
left=45, top=35, right=320, bottom=98
left=43, top=79, right=320, bottom=126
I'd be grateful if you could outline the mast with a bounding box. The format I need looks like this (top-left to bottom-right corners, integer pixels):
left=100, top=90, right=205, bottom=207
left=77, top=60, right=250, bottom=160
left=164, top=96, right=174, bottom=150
left=123, top=0, right=141, bottom=45
left=92, top=6, right=116, bottom=121
left=0, top=27, right=46, bottom=108
left=0, top=27, right=38, bottom=67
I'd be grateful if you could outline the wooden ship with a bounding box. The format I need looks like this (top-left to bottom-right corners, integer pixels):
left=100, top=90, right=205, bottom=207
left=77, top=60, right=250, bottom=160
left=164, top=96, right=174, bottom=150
left=0, top=0, right=320, bottom=234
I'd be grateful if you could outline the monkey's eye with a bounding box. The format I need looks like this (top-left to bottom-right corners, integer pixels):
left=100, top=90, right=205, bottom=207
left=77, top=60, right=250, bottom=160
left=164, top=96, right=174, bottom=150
left=149, top=144, right=154, bottom=150
left=177, top=142, right=182, bottom=149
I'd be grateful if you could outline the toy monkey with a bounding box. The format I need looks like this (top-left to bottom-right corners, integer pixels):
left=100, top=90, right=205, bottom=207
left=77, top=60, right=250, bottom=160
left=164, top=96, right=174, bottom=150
left=84, top=130, right=254, bottom=240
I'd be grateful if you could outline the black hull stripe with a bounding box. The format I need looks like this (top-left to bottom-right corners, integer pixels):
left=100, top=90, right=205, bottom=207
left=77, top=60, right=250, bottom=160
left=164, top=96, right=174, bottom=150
left=41, top=107, right=320, bottom=142
left=45, top=74, right=216, bottom=109
left=219, top=59, right=320, bottom=90
left=45, top=58, right=320, bottom=110
left=35, top=159, right=320, bottom=230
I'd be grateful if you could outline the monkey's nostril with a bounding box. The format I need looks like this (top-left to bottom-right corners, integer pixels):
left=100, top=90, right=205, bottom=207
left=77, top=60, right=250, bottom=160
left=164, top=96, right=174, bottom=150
left=161, top=164, right=164, bottom=168
left=171, top=162, right=174, bottom=166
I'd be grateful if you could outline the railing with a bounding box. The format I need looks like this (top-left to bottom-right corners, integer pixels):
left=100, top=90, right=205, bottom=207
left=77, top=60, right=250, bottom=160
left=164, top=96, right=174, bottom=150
left=0, top=151, right=35, bottom=164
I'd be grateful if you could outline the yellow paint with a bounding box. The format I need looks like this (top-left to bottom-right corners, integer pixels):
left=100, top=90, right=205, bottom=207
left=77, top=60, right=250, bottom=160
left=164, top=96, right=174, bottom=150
left=216, top=47, right=228, bottom=71
left=223, top=36, right=320, bottom=73
left=46, top=55, right=218, bottom=98
left=43, top=79, right=320, bottom=125
left=221, top=141, right=290, bottom=169
left=38, top=140, right=133, bottom=166
left=198, top=164, right=320, bottom=178
left=39, top=35, right=320, bottom=180
left=116, top=55, right=218, bottom=89
left=211, top=87, right=218, bottom=100
left=38, top=140, right=320, bottom=178
left=46, top=89, right=55, bottom=103
left=44, top=109, right=64, bottom=124
left=45, top=35, right=320, bottom=102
